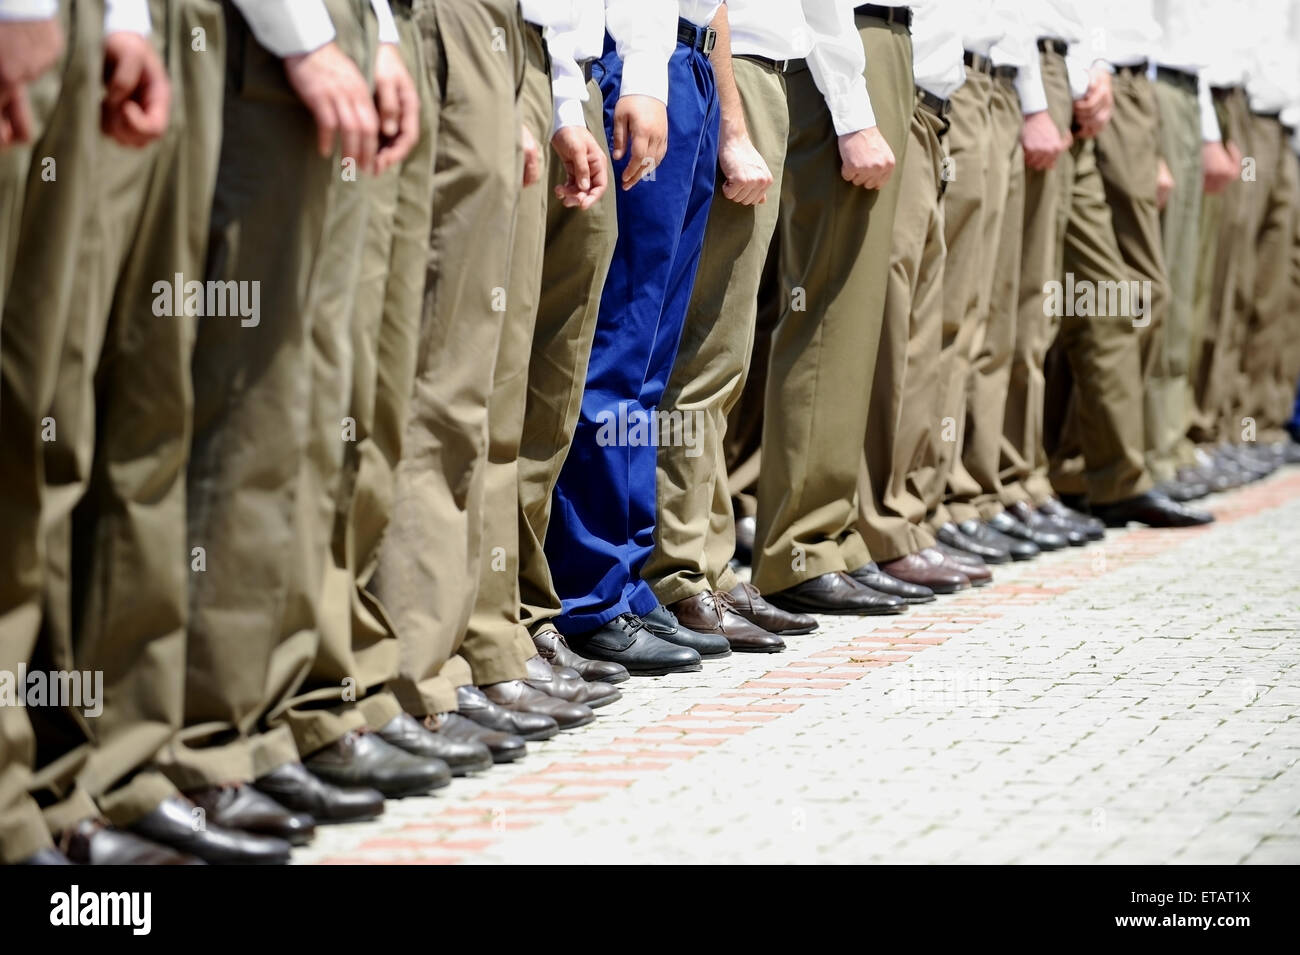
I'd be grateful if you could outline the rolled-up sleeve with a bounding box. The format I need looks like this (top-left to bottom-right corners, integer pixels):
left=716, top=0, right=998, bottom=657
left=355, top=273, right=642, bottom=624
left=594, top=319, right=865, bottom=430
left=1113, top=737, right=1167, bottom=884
left=0, top=1, right=58, bottom=18
left=104, top=0, right=151, bottom=35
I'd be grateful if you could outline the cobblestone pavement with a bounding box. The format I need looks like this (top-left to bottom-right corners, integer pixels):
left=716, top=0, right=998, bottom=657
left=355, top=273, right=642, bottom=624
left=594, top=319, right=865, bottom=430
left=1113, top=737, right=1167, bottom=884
left=297, top=470, right=1300, bottom=865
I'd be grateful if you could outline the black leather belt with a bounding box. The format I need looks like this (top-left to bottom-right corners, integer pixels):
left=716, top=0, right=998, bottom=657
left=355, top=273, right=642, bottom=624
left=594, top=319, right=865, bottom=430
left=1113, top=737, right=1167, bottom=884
left=917, top=87, right=951, bottom=118
left=736, top=53, right=791, bottom=74
left=677, top=19, right=716, bottom=54
left=992, top=64, right=1018, bottom=80
left=580, top=57, right=596, bottom=83
left=1210, top=85, right=1235, bottom=100
left=855, top=4, right=912, bottom=30
left=1114, top=59, right=1149, bottom=76
left=963, top=50, right=992, bottom=74
left=1037, top=37, right=1068, bottom=56
left=1156, top=65, right=1198, bottom=94
left=1252, top=108, right=1282, bottom=120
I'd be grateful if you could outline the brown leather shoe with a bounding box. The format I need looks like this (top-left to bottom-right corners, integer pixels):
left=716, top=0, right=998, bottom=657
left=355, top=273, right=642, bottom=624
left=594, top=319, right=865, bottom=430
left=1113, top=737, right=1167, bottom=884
left=725, top=581, right=817, bottom=634
left=880, top=552, right=969, bottom=593
left=669, top=591, right=785, bottom=653
left=523, top=654, right=622, bottom=708
left=766, top=572, right=906, bottom=615
left=188, top=783, right=316, bottom=846
left=919, top=546, right=990, bottom=586
left=60, top=819, right=205, bottom=865
left=481, top=680, right=596, bottom=731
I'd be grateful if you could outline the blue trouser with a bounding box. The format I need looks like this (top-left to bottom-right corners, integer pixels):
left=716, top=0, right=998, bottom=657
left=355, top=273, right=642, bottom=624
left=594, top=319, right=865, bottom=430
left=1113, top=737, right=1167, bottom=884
left=547, top=36, right=720, bottom=636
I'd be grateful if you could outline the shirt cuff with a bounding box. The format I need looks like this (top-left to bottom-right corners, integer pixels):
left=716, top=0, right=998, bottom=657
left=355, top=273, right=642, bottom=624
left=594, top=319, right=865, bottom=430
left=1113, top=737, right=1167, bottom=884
left=554, top=95, right=588, bottom=133
left=369, top=0, right=398, bottom=45
left=618, top=51, right=668, bottom=105
left=104, top=0, right=151, bottom=35
left=0, top=0, right=57, bottom=19
left=1198, top=82, right=1222, bottom=142
left=1016, top=54, right=1049, bottom=114
left=828, top=94, right=875, bottom=137
left=232, top=0, right=336, bottom=58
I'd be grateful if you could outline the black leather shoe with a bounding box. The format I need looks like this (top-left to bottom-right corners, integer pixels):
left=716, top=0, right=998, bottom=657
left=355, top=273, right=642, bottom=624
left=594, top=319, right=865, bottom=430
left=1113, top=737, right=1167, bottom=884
left=1003, top=503, right=1070, bottom=550
left=734, top=514, right=756, bottom=565
left=935, top=521, right=1011, bottom=564
left=1089, top=491, right=1214, bottom=528
left=1038, top=498, right=1104, bottom=540
left=767, top=571, right=906, bottom=615
left=427, top=712, right=526, bottom=763
left=482, top=680, right=595, bottom=731
left=16, top=847, right=73, bottom=864
left=957, top=518, right=1040, bottom=560
left=254, top=761, right=384, bottom=823
left=567, top=614, right=702, bottom=676
left=377, top=712, right=492, bottom=776
left=522, top=654, right=622, bottom=709
left=188, top=783, right=315, bottom=846
left=987, top=511, right=1063, bottom=551
left=533, top=626, right=629, bottom=684
left=456, top=684, right=559, bottom=740
left=725, top=581, right=817, bottom=635
left=1157, top=477, right=1209, bottom=502
left=1021, top=503, right=1088, bottom=546
left=640, top=603, right=731, bottom=658
left=305, top=731, right=451, bottom=798
left=61, top=819, right=205, bottom=864
left=848, top=562, right=935, bottom=603
left=130, top=795, right=291, bottom=864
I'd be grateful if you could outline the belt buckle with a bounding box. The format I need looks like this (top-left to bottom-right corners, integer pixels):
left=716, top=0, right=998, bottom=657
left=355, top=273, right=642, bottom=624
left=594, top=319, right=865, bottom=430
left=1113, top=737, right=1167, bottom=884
left=701, top=26, right=717, bottom=55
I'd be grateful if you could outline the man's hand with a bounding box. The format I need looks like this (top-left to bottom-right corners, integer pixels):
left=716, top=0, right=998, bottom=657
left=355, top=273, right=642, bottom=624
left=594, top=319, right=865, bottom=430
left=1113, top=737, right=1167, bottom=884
left=372, top=42, right=419, bottom=173
left=1022, top=110, right=1066, bottom=170
left=1073, top=67, right=1113, bottom=138
left=1202, top=140, right=1236, bottom=193
left=0, top=18, right=64, bottom=92
left=551, top=124, right=608, bottom=210
left=718, top=132, right=773, bottom=205
left=0, top=87, right=34, bottom=147
left=101, top=31, right=170, bottom=147
left=521, top=122, right=541, bottom=187
left=838, top=126, right=894, bottom=189
left=611, top=93, right=667, bottom=190
left=284, top=42, right=379, bottom=173
left=1156, top=157, right=1174, bottom=209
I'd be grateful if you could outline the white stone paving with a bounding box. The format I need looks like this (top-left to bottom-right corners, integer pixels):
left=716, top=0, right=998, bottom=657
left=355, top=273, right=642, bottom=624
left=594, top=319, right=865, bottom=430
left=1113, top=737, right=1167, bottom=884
left=298, top=472, right=1300, bottom=864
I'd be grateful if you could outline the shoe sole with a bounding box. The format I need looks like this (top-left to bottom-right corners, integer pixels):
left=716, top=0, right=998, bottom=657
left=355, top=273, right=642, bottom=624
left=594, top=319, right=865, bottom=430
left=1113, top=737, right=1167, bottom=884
left=771, top=625, right=818, bottom=636
left=558, top=713, right=597, bottom=732
left=520, top=726, right=560, bottom=742
left=490, top=748, right=526, bottom=764
left=451, top=755, right=495, bottom=777
left=626, top=661, right=704, bottom=676
left=731, top=644, right=785, bottom=653
left=584, top=691, right=622, bottom=709
left=769, top=602, right=907, bottom=616
left=383, top=776, right=452, bottom=799
left=594, top=672, right=631, bottom=685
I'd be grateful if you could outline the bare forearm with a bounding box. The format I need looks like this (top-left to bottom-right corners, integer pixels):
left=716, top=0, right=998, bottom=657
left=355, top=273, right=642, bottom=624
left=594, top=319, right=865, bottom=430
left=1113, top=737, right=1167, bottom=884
left=707, top=4, right=746, bottom=142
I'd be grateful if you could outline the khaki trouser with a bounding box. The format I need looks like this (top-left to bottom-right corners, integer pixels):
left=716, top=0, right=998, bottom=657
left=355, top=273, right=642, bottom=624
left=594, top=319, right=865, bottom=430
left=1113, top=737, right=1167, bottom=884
left=951, top=71, right=1024, bottom=522
left=1042, top=132, right=1154, bottom=504
left=751, top=16, right=913, bottom=593
left=645, top=58, right=788, bottom=605
left=1152, top=74, right=1204, bottom=471
left=30, top=0, right=224, bottom=831
left=0, top=0, right=98, bottom=865
left=279, top=1, right=435, bottom=755
left=857, top=97, right=948, bottom=562
left=1240, top=114, right=1298, bottom=443
left=517, top=80, right=618, bottom=635
left=1189, top=88, right=1253, bottom=445
left=1001, top=50, right=1074, bottom=507
left=1085, top=68, right=1173, bottom=482
left=159, top=0, right=373, bottom=789
left=927, top=73, right=990, bottom=532
left=371, top=0, right=523, bottom=716
left=462, top=19, right=551, bottom=681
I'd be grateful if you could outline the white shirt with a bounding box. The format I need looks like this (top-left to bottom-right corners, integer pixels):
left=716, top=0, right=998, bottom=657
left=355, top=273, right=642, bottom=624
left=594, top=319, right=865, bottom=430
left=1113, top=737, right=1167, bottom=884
left=1151, top=0, right=1225, bottom=141
left=1096, top=0, right=1159, bottom=68
left=1245, top=0, right=1296, bottom=114
left=911, top=1, right=965, bottom=100
left=604, top=1, right=678, bottom=107
left=370, top=0, right=398, bottom=46
left=232, top=0, right=336, bottom=57
left=0, top=0, right=57, bottom=19
left=548, top=0, right=605, bottom=131
left=727, top=0, right=815, bottom=62
left=104, top=0, right=150, bottom=35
